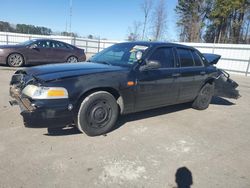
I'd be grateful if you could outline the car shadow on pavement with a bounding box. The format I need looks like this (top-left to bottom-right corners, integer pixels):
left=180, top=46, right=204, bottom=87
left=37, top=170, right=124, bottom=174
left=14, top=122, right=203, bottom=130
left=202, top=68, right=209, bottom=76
left=111, top=103, right=191, bottom=133
left=44, top=126, right=81, bottom=136
left=174, top=167, right=193, bottom=188
left=211, top=96, right=235, bottom=106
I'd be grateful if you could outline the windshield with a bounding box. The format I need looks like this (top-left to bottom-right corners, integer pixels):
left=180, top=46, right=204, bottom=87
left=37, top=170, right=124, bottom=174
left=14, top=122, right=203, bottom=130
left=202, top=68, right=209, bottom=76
left=89, top=43, right=149, bottom=67
left=18, top=39, right=36, bottom=46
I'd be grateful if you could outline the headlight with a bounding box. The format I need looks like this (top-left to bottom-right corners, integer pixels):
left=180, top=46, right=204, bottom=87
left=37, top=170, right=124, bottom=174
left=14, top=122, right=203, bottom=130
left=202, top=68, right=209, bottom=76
left=22, top=85, right=68, bottom=99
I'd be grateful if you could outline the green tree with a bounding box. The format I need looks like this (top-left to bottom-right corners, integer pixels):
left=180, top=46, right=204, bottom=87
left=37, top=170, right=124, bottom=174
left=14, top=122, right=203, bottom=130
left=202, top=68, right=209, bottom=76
left=0, top=21, right=15, bottom=32
left=61, top=31, right=78, bottom=37
left=16, top=24, right=52, bottom=35
left=205, top=0, right=250, bottom=43
left=176, top=0, right=211, bottom=42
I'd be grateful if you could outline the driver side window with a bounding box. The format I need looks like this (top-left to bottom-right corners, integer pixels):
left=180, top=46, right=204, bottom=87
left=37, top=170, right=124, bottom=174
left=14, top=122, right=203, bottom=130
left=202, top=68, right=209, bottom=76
left=34, top=40, right=50, bottom=48
left=149, top=47, right=175, bottom=68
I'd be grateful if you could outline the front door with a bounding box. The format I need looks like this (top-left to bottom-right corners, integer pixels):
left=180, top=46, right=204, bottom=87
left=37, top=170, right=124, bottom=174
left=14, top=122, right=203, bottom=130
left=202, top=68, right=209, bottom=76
left=135, top=47, right=180, bottom=111
left=27, top=40, right=52, bottom=64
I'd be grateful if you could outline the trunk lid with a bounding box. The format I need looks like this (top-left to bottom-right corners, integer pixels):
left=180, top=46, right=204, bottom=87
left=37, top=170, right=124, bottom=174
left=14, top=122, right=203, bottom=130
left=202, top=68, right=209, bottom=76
left=203, top=53, right=221, bottom=65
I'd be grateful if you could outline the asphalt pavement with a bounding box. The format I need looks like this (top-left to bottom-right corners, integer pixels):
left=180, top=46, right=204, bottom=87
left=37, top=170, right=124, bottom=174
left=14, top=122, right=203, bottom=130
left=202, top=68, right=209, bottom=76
left=0, top=67, right=250, bottom=188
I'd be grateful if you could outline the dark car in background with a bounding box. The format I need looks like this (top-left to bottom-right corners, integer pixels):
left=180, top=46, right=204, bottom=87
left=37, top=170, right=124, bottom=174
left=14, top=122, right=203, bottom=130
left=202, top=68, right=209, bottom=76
left=9, top=42, right=240, bottom=136
left=0, top=39, right=86, bottom=67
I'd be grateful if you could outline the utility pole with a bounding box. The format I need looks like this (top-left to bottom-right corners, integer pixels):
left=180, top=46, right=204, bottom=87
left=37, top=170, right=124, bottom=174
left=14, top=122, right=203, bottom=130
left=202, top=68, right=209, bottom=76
left=65, top=20, right=68, bottom=33
left=69, top=0, right=73, bottom=36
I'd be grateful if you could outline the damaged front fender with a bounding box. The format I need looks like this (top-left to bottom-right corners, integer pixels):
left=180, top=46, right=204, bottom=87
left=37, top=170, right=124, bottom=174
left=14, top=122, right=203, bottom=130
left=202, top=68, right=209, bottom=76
left=214, top=69, right=241, bottom=99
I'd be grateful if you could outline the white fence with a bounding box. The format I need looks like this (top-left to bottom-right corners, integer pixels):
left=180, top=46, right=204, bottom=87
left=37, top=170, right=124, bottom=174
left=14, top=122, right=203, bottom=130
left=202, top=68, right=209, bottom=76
left=1, top=31, right=250, bottom=76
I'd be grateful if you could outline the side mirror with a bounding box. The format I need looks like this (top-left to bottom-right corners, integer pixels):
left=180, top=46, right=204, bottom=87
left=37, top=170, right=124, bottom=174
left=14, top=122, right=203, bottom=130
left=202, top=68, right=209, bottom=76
left=135, top=51, right=143, bottom=61
left=139, top=60, right=161, bottom=71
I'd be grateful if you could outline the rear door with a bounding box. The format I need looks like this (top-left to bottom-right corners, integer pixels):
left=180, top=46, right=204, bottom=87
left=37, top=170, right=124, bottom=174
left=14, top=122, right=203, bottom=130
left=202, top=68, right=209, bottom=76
left=176, top=48, right=206, bottom=103
left=135, top=47, right=180, bottom=110
left=191, top=50, right=207, bottom=95
left=50, top=41, right=72, bottom=63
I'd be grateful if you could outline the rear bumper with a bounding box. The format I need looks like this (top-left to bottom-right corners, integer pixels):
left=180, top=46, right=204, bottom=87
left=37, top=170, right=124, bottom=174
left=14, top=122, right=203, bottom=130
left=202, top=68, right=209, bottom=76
left=9, top=85, right=74, bottom=128
left=78, top=56, right=86, bottom=62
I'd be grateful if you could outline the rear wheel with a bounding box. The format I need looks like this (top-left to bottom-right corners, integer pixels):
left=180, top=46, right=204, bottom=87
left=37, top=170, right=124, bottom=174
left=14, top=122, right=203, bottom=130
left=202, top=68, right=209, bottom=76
left=192, top=83, right=214, bottom=110
left=7, top=53, right=24, bottom=67
left=77, top=91, right=119, bottom=136
left=67, top=56, right=78, bottom=63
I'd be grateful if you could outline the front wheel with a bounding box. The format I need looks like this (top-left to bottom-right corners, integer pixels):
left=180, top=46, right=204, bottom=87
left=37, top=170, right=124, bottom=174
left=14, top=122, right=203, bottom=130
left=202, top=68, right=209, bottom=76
left=77, top=91, right=119, bottom=136
left=192, top=83, right=214, bottom=110
left=7, top=53, right=24, bottom=67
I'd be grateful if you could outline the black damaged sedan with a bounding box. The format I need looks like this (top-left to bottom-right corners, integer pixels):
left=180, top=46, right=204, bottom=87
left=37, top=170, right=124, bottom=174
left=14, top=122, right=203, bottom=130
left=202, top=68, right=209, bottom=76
left=9, top=42, right=240, bottom=136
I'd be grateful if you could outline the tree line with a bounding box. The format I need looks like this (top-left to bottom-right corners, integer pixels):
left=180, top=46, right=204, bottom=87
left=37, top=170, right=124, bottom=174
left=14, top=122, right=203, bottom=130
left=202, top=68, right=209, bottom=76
left=128, top=0, right=250, bottom=44
left=0, top=21, right=52, bottom=35
left=0, top=21, right=80, bottom=37
left=176, top=0, right=250, bottom=44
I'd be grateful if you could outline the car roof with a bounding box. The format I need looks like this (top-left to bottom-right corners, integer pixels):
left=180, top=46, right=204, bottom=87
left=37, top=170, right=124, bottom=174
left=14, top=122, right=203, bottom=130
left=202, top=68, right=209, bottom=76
left=119, top=41, right=196, bottom=50
left=31, top=38, right=74, bottom=47
left=32, top=38, right=69, bottom=43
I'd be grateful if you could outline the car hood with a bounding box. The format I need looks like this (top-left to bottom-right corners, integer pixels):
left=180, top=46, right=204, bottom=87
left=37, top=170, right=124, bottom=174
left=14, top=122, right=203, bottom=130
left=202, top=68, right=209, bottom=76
left=0, top=44, right=25, bottom=49
left=17, top=62, right=129, bottom=82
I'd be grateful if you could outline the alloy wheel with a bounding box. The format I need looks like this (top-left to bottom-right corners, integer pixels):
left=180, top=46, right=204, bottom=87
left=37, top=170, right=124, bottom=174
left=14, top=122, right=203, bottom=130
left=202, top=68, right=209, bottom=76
left=8, top=54, right=24, bottom=67
left=67, top=56, right=78, bottom=63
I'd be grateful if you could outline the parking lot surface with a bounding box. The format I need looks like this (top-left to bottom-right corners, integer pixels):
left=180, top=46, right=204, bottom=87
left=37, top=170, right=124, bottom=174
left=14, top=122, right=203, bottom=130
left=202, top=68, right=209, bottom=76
left=0, top=67, right=250, bottom=188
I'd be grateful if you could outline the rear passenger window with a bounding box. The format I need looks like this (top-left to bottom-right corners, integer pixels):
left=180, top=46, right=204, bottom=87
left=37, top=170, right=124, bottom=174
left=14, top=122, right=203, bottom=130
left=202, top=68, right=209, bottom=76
left=192, top=51, right=204, bottom=66
left=177, top=48, right=194, bottom=67
left=149, top=47, right=175, bottom=68
left=51, top=41, right=67, bottom=49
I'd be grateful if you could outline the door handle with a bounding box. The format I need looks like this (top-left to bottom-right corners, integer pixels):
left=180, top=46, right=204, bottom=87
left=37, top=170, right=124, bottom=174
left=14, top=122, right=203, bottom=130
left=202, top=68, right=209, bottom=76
left=172, top=73, right=181, bottom=77
left=200, top=71, right=206, bottom=75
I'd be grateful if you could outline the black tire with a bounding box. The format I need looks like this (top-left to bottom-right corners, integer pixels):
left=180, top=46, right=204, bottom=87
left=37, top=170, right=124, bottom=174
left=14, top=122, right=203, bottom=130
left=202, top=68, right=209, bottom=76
left=7, top=53, right=24, bottom=67
left=192, top=83, right=214, bottom=110
left=77, top=91, right=119, bottom=136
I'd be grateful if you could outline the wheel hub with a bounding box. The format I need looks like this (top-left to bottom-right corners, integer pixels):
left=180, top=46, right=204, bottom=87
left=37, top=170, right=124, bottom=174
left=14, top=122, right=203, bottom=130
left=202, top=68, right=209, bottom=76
left=201, top=87, right=210, bottom=104
left=88, top=100, right=111, bottom=128
left=9, top=54, right=22, bottom=66
left=93, top=107, right=108, bottom=123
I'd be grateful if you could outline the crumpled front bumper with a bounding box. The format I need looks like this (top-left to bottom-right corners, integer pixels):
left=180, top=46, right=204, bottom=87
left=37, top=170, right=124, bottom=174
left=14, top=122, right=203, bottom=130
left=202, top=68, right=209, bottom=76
left=9, top=85, right=74, bottom=128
